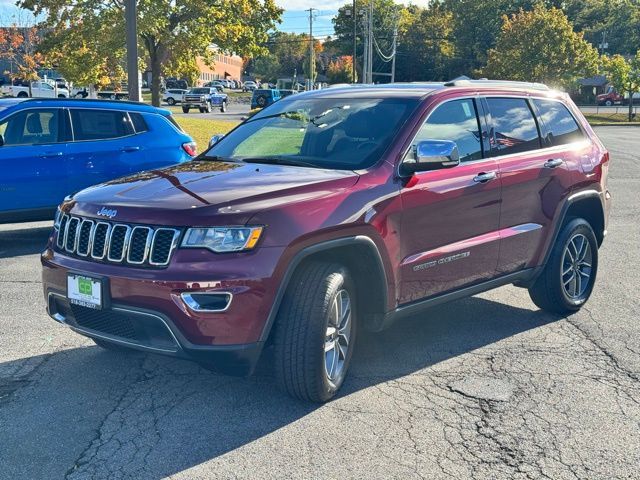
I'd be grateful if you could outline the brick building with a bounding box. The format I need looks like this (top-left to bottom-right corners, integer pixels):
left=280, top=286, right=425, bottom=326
left=195, top=52, right=243, bottom=85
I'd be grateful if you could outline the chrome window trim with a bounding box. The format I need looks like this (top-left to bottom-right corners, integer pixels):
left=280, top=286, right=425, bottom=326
left=107, top=224, right=132, bottom=262
left=90, top=222, right=112, bottom=260
left=181, top=292, right=233, bottom=313
left=126, top=226, right=153, bottom=265
left=76, top=219, right=95, bottom=257
left=149, top=228, right=181, bottom=266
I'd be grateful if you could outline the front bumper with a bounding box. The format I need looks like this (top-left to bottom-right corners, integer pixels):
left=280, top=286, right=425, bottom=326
left=41, top=244, right=286, bottom=374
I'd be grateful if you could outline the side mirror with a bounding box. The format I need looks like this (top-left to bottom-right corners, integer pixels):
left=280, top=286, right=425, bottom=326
left=402, top=140, right=460, bottom=174
left=208, top=134, right=225, bottom=148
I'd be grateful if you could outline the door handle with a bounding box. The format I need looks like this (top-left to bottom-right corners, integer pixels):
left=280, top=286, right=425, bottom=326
left=473, top=171, right=497, bottom=183
left=544, top=158, right=563, bottom=168
left=121, top=146, right=140, bottom=152
left=39, top=152, right=63, bottom=158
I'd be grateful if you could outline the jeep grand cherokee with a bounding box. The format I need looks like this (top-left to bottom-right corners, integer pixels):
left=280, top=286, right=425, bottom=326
left=42, top=80, right=611, bottom=402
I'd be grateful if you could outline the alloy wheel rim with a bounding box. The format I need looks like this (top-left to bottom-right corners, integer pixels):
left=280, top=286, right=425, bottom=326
left=324, top=289, right=352, bottom=384
left=561, top=233, right=592, bottom=299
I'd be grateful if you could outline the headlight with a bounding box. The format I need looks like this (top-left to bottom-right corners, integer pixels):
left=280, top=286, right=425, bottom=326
left=181, top=226, right=263, bottom=253
left=53, top=207, right=62, bottom=230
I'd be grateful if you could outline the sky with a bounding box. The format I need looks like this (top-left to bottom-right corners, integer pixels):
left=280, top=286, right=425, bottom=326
left=0, top=0, right=431, bottom=34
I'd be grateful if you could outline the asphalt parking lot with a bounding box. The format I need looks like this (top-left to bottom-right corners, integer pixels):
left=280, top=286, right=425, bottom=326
left=0, top=126, right=638, bottom=479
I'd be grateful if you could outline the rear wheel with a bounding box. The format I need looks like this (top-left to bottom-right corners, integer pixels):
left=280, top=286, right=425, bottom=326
left=604, top=99, right=613, bottom=106
left=256, top=95, right=267, bottom=108
left=528, top=218, right=598, bottom=314
left=273, top=262, right=356, bottom=402
left=182, top=106, right=190, bottom=114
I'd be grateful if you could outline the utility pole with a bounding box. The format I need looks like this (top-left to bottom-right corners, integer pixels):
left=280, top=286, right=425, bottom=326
left=367, top=0, right=373, bottom=84
left=361, top=7, right=368, bottom=83
left=352, top=0, right=357, bottom=83
left=390, top=23, right=398, bottom=83
left=125, top=0, right=141, bottom=102
left=307, top=8, right=316, bottom=90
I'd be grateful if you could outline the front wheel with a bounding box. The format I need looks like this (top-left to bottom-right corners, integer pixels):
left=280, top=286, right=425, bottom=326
left=220, top=101, right=227, bottom=113
left=273, top=262, right=357, bottom=402
left=166, top=97, right=175, bottom=105
left=182, top=106, right=190, bottom=114
left=528, top=218, right=598, bottom=314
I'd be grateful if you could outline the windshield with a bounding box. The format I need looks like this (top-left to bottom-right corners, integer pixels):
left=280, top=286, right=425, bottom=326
left=205, top=96, right=419, bottom=170
left=190, top=88, right=208, bottom=94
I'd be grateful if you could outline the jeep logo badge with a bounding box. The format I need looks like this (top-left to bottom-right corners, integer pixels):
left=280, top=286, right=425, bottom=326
left=97, top=207, right=118, bottom=219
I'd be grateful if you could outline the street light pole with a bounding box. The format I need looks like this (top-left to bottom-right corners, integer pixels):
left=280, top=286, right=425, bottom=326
left=352, top=0, right=357, bottom=83
left=125, top=0, right=141, bottom=102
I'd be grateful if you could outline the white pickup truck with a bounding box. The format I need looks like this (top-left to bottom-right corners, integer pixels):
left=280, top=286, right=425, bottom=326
left=1, top=81, right=70, bottom=98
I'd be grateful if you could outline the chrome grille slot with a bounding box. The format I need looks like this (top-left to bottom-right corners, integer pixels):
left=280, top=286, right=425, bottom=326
left=107, top=224, right=131, bottom=262
left=76, top=220, right=94, bottom=256
left=150, top=229, right=180, bottom=266
left=65, top=217, right=80, bottom=252
left=55, top=215, right=180, bottom=267
left=91, top=222, right=110, bottom=259
left=56, top=215, right=69, bottom=249
left=127, top=226, right=152, bottom=264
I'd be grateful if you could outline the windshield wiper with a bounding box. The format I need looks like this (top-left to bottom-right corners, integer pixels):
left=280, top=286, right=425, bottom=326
left=241, top=156, right=318, bottom=168
left=198, top=155, right=239, bottom=162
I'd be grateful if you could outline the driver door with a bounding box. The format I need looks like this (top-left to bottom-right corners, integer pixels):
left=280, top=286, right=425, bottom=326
left=398, top=97, right=502, bottom=304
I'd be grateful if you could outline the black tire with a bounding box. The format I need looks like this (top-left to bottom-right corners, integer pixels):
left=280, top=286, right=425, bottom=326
left=604, top=99, right=613, bottom=106
left=182, top=106, right=190, bottom=114
left=93, top=338, right=133, bottom=352
left=528, top=218, right=598, bottom=315
left=57, top=94, right=66, bottom=98
left=273, top=262, right=357, bottom=402
left=204, top=102, right=212, bottom=113
left=256, top=95, right=267, bottom=107
left=167, top=97, right=175, bottom=105
left=17, top=91, right=28, bottom=98
left=220, top=101, right=227, bottom=113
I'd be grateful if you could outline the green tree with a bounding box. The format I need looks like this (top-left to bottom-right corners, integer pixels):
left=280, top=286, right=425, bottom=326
left=20, top=0, right=282, bottom=105
left=395, top=3, right=455, bottom=81
left=602, top=52, right=640, bottom=121
left=483, top=5, right=599, bottom=88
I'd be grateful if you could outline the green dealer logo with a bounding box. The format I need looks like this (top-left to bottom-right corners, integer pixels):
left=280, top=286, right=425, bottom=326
left=78, top=278, right=92, bottom=296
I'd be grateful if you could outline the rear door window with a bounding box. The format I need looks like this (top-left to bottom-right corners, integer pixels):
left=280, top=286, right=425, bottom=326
left=486, top=98, right=541, bottom=155
left=409, top=98, right=483, bottom=162
left=532, top=99, right=584, bottom=146
left=70, top=109, right=134, bottom=141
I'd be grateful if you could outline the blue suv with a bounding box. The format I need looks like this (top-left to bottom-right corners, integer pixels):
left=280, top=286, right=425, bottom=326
left=0, top=98, right=196, bottom=223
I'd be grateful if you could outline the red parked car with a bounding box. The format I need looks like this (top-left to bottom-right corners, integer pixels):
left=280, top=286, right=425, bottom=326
left=42, top=80, right=611, bottom=402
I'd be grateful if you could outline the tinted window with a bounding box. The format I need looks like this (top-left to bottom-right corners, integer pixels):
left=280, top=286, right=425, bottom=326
left=0, top=109, right=62, bottom=145
left=70, top=109, right=134, bottom=141
left=487, top=98, right=540, bottom=155
left=410, top=99, right=482, bottom=162
left=533, top=99, right=583, bottom=146
left=129, top=112, right=148, bottom=133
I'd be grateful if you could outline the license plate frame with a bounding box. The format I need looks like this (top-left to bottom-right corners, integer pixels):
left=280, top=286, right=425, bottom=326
left=67, top=274, right=106, bottom=310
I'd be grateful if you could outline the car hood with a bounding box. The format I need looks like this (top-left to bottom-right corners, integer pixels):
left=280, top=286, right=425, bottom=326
left=68, top=161, right=360, bottom=225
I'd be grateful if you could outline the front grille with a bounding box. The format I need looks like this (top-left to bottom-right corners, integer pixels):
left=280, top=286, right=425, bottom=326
left=56, top=214, right=180, bottom=267
left=70, top=304, right=138, bottom=339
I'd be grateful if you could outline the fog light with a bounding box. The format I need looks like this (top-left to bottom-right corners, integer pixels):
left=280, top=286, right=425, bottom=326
left=181, top=292, right=232, bottom=312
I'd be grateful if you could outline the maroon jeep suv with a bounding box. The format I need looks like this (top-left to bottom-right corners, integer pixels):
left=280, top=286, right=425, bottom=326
left=42, top=80, right=611, bottom=402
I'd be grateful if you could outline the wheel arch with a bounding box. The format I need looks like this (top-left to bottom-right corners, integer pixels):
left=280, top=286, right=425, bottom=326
left=260, top=236, right=390, bottom=344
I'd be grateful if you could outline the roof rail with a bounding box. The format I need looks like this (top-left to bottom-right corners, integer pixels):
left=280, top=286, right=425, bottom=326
left=443, top=79, right=550, bottom=91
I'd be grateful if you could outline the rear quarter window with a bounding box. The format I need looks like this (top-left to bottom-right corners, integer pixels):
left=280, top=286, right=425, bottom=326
left=129, top=112, right=148, bottom=133
left=532, top=99, right=584, bottom=147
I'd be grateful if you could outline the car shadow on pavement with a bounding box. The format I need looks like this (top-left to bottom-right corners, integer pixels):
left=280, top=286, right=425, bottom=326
left=0, top=225, right=51, bottom=259
left=0, top=296, right=560, bottom=479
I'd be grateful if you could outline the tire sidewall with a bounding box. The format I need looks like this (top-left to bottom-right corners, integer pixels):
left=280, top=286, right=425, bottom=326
left=306, top=268, right=357, bottom=401
left=553, top=219, right=599, bottom=309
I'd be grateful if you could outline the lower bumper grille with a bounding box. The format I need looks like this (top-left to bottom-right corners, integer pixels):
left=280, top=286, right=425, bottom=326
left=71, top=305, right=138, bottom=339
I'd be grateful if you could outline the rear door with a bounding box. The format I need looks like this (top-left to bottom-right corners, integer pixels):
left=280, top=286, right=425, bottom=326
left=65, top=108, right=139, bottom=193
left=398, top=97, right=502, bottom=303
left=0, top=108, right=69, bottom=213
left=486, top=96, right=580, bottom=275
